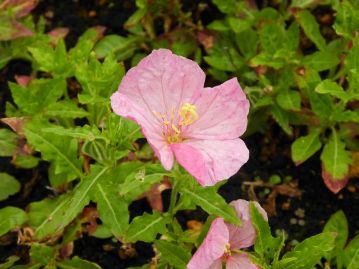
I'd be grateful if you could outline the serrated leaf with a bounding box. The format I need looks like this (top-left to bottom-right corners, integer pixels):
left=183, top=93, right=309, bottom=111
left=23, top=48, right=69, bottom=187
left=180, top=187, right=240, bottom=225
left=297, top=10, right=326, bottom=50
left=0, top=207, right=27, bottom=236
left=125, top=212, right=169, bottom=242
left=291, top=129, right=322, bottom=165
left=57, top=256, right=102, bottom=269
left=276, top=90, right=301, bottom=111
left=10, top=78, right=66, bottom=115
left=24, top=122, right=83, bottom=181
left=321, top=131, right=352, bottom=181
left=323, top=210, right=348, bottom=261
left=95, top=182, right=129, bottom=237
left=277, top=233, right=335, bottom=269
left=0, top=128, right=17, bottom=156
left=0, top=173, right=21, bottom=201
left=155, top=240, right=191, bottom=269
left=28, top=39, right=72, bottom=76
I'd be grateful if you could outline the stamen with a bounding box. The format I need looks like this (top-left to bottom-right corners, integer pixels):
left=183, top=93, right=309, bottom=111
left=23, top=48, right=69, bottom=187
left=179, top=103, right=198, bottom=126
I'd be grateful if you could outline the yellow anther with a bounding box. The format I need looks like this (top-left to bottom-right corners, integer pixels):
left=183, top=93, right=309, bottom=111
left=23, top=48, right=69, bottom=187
left=179, top=103, right=198, bottom=126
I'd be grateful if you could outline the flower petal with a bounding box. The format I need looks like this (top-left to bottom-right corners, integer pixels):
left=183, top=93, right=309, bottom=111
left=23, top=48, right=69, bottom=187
left=227, top=200, right=268, bottom=249
left=111, top=91, right=174, bottom=170
left=111, top=49, right=205, bottom=170
left=226, top=253, right=259, bottom=269
left=171, top=139, right=249, bottom=186
left=187, top=218, right=228, bottom=269
left=118, top=48, right=205, bottom=119
left=185, top=78, right=249, bottom=140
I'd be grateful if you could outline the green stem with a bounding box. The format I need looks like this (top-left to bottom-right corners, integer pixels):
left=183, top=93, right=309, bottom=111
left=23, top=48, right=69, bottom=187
left=168, top=178, right=179, bottom=215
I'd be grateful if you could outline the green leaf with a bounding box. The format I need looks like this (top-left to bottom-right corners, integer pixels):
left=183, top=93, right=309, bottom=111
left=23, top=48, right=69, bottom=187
left=251, top=51, right=286, bottom=69
left=13, top=155, right=40, bottom=169
left=277, top=233, right=335, bottom=269
left=75, top=54, right=124, bottom=100
left=155, top=240, right=191, bottom=269
left=297, top=10, right=326, bottom=50
left=119, top=164, right=168, bottom=202
left=291, top=0, right=318, bottom=8
left=250, top=203, right=283, bottom=264
left=259, top=22, right=285, bottom=54
left=270, top=104, right=292, bottom=135
left=10, top=78, right=66, bottom=115
left=57, top=256, right=102, bottom=269
left=320, top=130, right=352, bottom=181
left=276, top=90, right=301, bottom=111
left=180, top=186, right=240, bottom=225
left=28, top=194, right=72, bottom=239
left=303, top=50, right=340, bottom=72
left=204, top=48, right=244, bottom=71
left=291, top=129, right=322, bottom=165
left=29, top=244, right=56, bottom=266
left=94, top=35, right=139, bottom=59
left=346, top=36, right=359, bottom=72
left=11, top=264, right=42, bottom=269
left=306, top=88, right=333, bottom=120
left=63, top=165, right=110, bottom=224
left=24, top=121, right=83, bottom=181
left=323, top=210, right=348, bottom=260
left=45, top=100, right=89, bottom=118
left=0, top=128, right=17, bottom=156
left=344, top=235, right=359, bottom=269
left=333, top=1, right=359, bottom=38
left=28, top=39, right=72, bottom=76
left=94, top=181, right=129, bottom=237
left=315, top=80, right=350, bottom=102
left=124, top=211, right=169, bottom=242
left=0, top=207, right=27, bottom=236
left=0, top=173, right=21, bottom=201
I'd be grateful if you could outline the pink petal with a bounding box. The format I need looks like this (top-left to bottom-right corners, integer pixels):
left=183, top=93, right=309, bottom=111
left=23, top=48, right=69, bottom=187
left=226, top=253, right=259, bottom=269
left=171, top=139, right=249, bottom=186
left=185, top=78, right=249, bottom=140
left=111, top=91, right=173, bottom=170
left=227, top=200, right=268, bottom=249
left=187, top=218, right=228, bottom=269
left=14, top=75, right=31, bottom=87
left=111, top=49, right=205, bottom=170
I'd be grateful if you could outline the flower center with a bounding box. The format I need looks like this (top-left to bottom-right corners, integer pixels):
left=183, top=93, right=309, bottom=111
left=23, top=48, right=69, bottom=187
left=221, top=243, right=232, bottom=262
left=153, top=103, right=198, bottom=144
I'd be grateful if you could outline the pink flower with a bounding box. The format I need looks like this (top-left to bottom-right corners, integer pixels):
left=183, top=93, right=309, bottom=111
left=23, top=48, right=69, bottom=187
left=111, top=49, right=249, bottom=186
left=187, top=199, right=268, bottom=269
